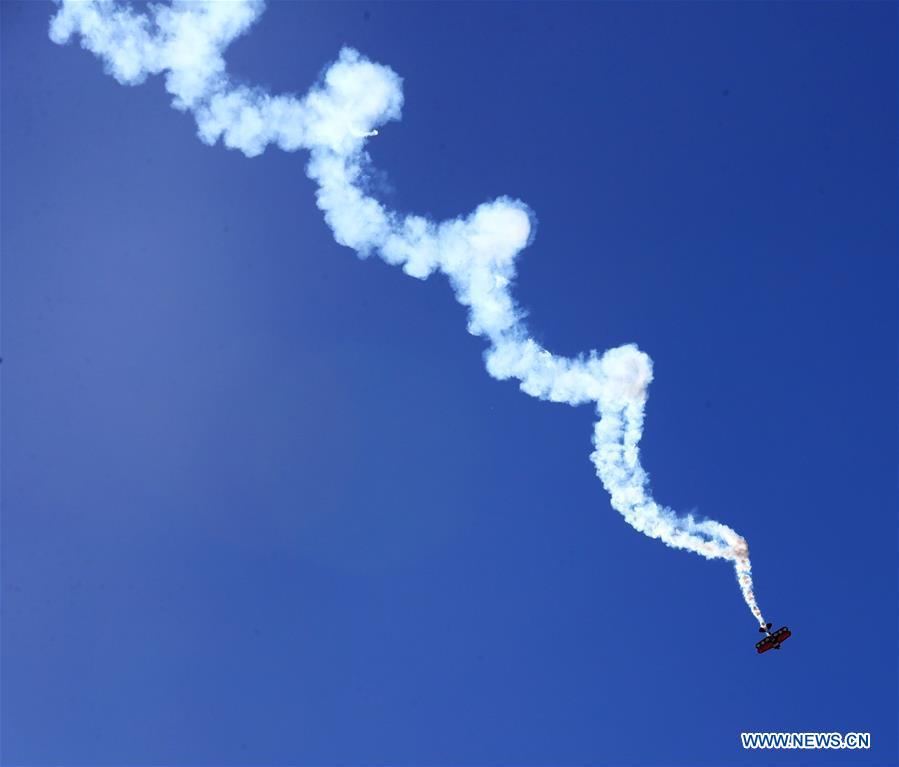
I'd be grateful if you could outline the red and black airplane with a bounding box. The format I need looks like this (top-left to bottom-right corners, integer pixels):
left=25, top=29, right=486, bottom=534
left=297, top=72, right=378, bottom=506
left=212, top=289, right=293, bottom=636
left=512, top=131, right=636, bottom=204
left=756, top=623, right=791, bottom=653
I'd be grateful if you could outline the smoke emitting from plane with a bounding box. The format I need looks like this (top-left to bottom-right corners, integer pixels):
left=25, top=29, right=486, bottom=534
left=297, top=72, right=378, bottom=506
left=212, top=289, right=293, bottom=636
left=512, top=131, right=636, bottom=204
left=49, top=0, right=766, bottom=626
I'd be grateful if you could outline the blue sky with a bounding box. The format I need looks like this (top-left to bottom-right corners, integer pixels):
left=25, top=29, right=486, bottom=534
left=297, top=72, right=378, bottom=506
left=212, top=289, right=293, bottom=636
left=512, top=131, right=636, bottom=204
left=2, top=2, right=896, bottom=765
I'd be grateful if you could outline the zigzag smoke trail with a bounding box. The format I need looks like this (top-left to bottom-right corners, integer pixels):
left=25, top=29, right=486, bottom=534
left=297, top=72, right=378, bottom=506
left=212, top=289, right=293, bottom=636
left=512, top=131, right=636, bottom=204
left=49, top=0, right=766, bottom=626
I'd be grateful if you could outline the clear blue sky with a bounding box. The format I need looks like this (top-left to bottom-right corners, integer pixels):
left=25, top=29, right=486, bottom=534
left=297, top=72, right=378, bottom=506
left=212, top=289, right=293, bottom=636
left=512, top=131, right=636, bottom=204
left=2, top=2, right=896, bottom=765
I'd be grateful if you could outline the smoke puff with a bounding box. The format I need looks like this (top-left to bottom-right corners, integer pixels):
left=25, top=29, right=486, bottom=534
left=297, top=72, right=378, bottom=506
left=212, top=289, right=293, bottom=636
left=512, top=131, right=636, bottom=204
left=49, top=0, right=766, bottom=626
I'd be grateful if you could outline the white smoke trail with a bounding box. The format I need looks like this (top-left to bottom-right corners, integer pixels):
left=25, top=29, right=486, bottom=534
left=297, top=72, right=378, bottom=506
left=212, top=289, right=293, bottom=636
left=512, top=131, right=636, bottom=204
left=49, top=0, right=766, bottom=626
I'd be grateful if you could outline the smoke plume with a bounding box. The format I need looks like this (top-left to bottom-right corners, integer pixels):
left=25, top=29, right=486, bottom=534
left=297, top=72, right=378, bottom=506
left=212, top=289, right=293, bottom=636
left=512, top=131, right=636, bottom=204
left=49, top=0, right=766, bottom=626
